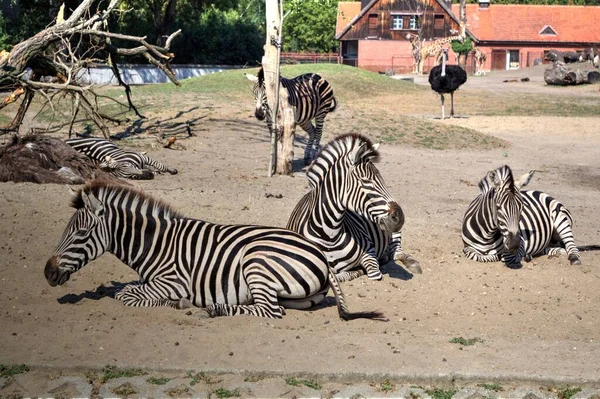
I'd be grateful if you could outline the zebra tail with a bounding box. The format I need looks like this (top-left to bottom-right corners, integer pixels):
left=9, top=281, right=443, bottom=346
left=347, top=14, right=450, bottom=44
left=578, top=245, right=600, bottom=252
left=329, top=97, right=337, bottom=113
left=327, top=267, right=388, bottom=322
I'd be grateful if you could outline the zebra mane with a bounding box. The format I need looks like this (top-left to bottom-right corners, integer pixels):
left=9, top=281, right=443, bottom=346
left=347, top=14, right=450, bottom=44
left=479, top=164, right=515, bottom=194
left=257, top=66, right=264, bottom=85
left=306, top=133, right=380, bottom=187
left=71, top=180, right=182, bottom=219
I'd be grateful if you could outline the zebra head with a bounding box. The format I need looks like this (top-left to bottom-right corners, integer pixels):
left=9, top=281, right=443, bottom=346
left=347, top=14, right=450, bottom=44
left=100, top=156, right=154, bottom=180
left=487, top=165, right=535, bottom=254
left=309, top=134, right=404, bottom=233
left=45, top=186, right=109, bottom=287
left=246, top=67, right=268, bottom=121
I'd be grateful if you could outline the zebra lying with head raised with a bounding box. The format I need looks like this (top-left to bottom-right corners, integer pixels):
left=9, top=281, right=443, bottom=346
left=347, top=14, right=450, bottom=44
left=246, top=67, right=337, bottom=165
left=44, top=181, right=385, bottom=320
left=287, top=133, right=421, bottom=282
left=66, top=137, right=177, bottom=180
left=462, top=164, right=581, bottom=268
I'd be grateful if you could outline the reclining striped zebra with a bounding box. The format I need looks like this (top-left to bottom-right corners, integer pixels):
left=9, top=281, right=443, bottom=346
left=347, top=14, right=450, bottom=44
left=287, top=133, right=422, bottom=282
left=44, top=181, right=385, bottom=320
left=246, top=67, right=337, bottom=165
left=462, top=164, right=581, bottom=268
left=66, top=137, right=177, bottom=180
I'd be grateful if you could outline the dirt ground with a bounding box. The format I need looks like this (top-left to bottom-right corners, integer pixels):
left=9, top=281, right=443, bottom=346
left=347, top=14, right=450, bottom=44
left=1, top=67, right=600, bottom=394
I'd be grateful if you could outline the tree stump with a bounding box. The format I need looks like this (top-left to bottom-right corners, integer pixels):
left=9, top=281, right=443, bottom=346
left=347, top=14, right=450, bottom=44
left=544, top=61, right=600, bottom=86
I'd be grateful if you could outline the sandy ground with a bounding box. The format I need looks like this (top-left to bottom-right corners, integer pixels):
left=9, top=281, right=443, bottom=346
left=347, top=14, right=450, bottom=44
left=1, top=68, right=600, bottom=394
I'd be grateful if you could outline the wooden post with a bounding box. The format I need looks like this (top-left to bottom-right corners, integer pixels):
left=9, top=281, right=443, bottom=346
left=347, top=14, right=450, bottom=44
left=262, top=0, right=283, bottom=177
left=277, top=89, right=296, bottom=175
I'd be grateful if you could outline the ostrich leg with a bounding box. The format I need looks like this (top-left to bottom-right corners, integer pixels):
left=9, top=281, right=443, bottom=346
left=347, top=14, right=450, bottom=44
left=450, top=92, right=455, bottom=118
left=440, top=94, right=445, bottom=120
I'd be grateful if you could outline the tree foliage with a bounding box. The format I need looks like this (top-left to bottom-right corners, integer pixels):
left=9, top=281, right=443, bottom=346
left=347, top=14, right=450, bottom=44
left=283, top=0, right=339, bottom=53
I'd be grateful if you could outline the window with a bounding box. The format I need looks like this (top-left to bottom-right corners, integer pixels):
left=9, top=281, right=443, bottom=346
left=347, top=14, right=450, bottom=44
left=368, top=14, right=378, bottom=37
left=392, top=15, right=404, bottom=30
left=539, top=25, right=557, bottom=36
left=390, top=15, right=420, bottom=31
left=434, top=15, right=445, bottom=37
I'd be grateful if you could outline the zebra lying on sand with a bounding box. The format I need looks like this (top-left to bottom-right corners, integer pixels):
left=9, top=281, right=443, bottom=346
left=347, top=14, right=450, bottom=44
left=44, top=181, right=385, bottom=320
left=246, top=67, right=337, bottom=165
left=462, top=164, right=581, bottom=268
left=66, top=137, right=177, bottom=180
left=287, top=133, right=421, bottom=282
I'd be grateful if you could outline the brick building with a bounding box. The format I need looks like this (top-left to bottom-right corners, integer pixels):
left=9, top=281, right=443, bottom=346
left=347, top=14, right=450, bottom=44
left=336, top=0, right=600, bottom=74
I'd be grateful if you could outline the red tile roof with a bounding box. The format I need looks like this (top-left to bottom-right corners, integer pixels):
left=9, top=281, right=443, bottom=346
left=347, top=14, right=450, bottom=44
left=336, top=2, right=362, bottom=37
left=452, top=4, right=600, bottom=43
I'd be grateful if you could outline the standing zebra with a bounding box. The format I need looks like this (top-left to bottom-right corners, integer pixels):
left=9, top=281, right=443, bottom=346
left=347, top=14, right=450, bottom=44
left=287, top=134, right=421, bottom=282
left=44, top=181, right=384, bottom=320
left=462, top=165, right=581, bottom=268
left=246, top=67, right=337, bottom=165
left=66, top=137, right=177, bottom=180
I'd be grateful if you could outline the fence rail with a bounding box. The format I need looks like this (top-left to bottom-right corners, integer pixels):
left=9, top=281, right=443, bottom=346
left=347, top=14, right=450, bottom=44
left=280, top=52, right=341, bottom=64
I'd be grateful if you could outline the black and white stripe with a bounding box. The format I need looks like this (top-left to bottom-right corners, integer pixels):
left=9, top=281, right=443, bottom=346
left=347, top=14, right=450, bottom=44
left=287, top=134, right=421, bottom=282
left=249, top=67, right=337, bottom=165
left=66, top=137, right=177, bottom=180
left=44, top=181, right=383, bottom=320
left=462, top=164, right=581, bottom=267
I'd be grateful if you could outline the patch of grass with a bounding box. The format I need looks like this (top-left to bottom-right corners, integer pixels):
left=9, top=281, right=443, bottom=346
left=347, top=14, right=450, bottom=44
left=478, top=382, right=503, bottom=392
left=449, top=336, right=485, bottom=346
left=212, top=387, right=241, bottom=398
left=188, top=370, right=220, bottom=385
left=555, top=386, right=582, bottom=399
left=147, top=376, right=171, bottom=385
left=0, top=364, right=30, bottom=378
left=101, top=365, right=147, bottom=382
left=285, top=376, right=322, bottom=390
left=112, top=382, right=137, bottom=396
left=425, top=388, right=458, bottom=399
left=244, top=374, right=266, bottom=383
left=377, top=379, right=395, bottom=392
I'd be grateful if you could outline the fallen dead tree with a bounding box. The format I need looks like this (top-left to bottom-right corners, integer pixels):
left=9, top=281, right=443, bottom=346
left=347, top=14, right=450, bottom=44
left=0, top=135, right=127, bottom=184
left=0, top=0, right=181, bottom=137
left=544, top=61, right=600, bottom=86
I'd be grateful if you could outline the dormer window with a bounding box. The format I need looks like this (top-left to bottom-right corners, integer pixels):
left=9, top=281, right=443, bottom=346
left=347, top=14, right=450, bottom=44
left=540, top=25, right=557, bottom=35
left=391, top=14, right=421, bottom=31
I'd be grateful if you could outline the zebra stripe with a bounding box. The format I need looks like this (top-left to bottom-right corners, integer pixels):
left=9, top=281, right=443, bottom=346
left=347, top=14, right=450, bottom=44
left=251, top=67, right=337, bottom=164
left=66, top=137, right=177, bottom=179
left=462, top=164, right=581, bottom=267
left=45, top=181, right=384, bottom=320
left=287, top=134, right=421, bottom=282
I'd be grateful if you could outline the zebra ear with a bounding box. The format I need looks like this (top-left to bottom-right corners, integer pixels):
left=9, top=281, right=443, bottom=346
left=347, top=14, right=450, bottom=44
left=373, top=142, right=381, bottom=151
left=515, top=170, right=535, bottom=190
left=350, top=142, right=370, bottom=165
left=487, top=170, right=501, bottom=188
left=245, top=73, right=258, bottom=82
left=81, top=190, right=104, bottom=216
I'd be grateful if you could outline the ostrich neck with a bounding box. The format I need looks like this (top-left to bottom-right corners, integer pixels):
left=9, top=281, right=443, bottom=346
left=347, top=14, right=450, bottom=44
left=441, top=53, right=446, bottom=77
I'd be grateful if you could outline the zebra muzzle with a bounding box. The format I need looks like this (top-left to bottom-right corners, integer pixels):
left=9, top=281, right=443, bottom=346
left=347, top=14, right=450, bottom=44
left=254, top=109, right=266, bottom=121
left=44, top=256, right=71, bottom=287
left=504, top=232, right=521, bottom=253
left=380, top=202, right=405, bottom=233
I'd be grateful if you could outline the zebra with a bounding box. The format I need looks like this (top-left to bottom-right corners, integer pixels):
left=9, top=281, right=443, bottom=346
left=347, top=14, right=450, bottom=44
left=462, top=164, right=581, bottom=268
left=66, top=137, right=177, bottom=179
left=286, top=133, right=421, bottom=282
left=246, top=67, right=337, bottom=165
left=44, top=181, right=385, bottom=320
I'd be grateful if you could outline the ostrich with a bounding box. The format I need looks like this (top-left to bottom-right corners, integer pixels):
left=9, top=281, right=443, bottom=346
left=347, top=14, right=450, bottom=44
left=428, top=48, right=467, bottom=119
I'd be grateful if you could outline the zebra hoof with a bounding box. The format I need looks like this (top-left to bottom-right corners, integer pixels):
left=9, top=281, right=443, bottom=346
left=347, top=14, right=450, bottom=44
left=405, top=260, right=422, bottom=275
left=176, top=298, right=193, bottom=309
left=169, top=169, right=178, bottom=175
left=569, top=255, right=582, bottom=265
left=368, top=273, right=383, bottom=281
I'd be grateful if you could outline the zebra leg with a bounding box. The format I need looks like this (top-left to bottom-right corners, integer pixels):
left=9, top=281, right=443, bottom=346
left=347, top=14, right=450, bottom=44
left=552, top=211, right=582, bottom=265
left=279, top=289, right=328, bottom=310
left=299, top=121, right=317, bottom=165
left=463, top=246, right=502, bottom=263
left=387, top=231, right=422, bottom=274
left=206, top=268, right=285, bottom=318
left=312, top=115, right=326, bottom=160
left=114, top=279, right=191, bottom=309
left=336, top=269, right=365, bottom=282
left=361, top=252, right=383, bottom=280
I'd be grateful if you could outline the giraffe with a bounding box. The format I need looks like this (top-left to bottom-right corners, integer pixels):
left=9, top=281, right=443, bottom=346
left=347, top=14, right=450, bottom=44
left=417, top=35, right=463, bottom=75
left=473, top=47, right=487, bottom=75
left=406, top=33, right=424, bottom=74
